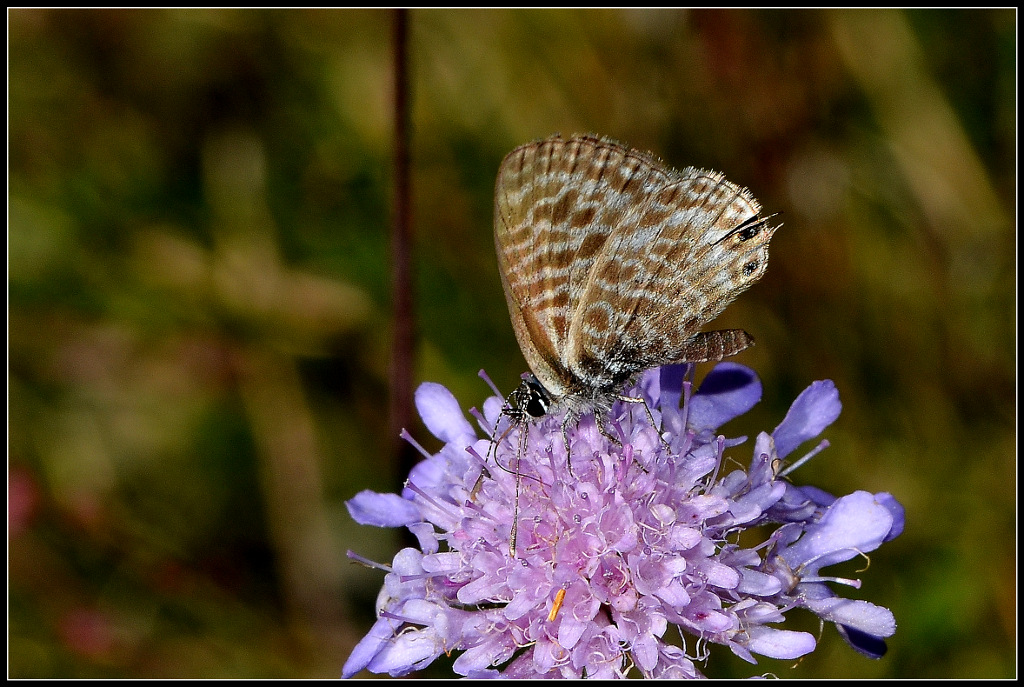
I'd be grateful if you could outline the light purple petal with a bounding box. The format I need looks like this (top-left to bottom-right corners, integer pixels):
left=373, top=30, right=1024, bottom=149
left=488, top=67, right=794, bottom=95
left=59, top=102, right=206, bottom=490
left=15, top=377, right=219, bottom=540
left=772, top=379, right=841, bottom=459
left=462, top=668, right=503, bottom=679
left=653, top=579, right=691, bottom=608
left=632, top=634, right=659, bottom=671
left=727, top=481, right=787, bottom=525
left=558, top=614, right=589, bottom=650
left=391, top=546, right=426, bottom=575
left=793, top=484, right=837, bottom=508
left=636, top=366, right=662, bottom=405
left=422, top=551, right=462, bottom=574
left=366, top=628, right=443, bottom=676
left=737, top=569, right=783, bottom=596
left=407, top=522, right=440, bottom=553
left=803, top=596, right=896, bottom=637
left=346, top=490, right=421, bottom=527
left=399, top=598, right=446, bottom=626
left=415, top=382, right=477, bottom=446
left=687, top=363, right=762, bottom=431
left=482, top=395, right=505, bottom=426
left=682, top=605, right=732, bottom=633
left=532, top=636, right=563, bottom=673
left=780, top=491, right=894, bottom=573
left=453, top=634, right=515, bottom=675
left=505, top=588, right=541, bottom=621
left=745, top=627, right=817, bottom=659
left=747, top=432, right=777, bottom=486
left=696, top=559, right=740, bottom=589
left=405, top=455, right=444, bottom=495
left=653, top=644, right=702, bottom=678
left=875, top=492, right=906, bottom=541
left=735, top=600, right=785, bottom=625
left=342, top=616, right=396, bottom=678
left=658, top=363, right=692, bottom=409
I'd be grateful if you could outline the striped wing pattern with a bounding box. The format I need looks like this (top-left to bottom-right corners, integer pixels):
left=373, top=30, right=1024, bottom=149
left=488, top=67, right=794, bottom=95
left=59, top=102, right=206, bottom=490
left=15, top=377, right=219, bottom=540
left=494, top=133, right=775, bottom=405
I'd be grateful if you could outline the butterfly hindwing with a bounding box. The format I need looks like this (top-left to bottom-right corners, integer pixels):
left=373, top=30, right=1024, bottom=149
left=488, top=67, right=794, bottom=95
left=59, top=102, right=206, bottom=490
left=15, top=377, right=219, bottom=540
left=567, top=169, right=773, bottom=388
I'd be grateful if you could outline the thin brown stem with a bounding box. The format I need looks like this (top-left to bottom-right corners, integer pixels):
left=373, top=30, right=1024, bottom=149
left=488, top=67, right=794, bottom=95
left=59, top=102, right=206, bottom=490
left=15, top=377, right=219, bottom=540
left=389, top=8, right=416, bottom=486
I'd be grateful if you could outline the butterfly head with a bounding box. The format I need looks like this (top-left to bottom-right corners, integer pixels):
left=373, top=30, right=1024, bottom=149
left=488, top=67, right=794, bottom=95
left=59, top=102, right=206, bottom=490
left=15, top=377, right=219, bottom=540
left=510, top=374, right=552, bottom=421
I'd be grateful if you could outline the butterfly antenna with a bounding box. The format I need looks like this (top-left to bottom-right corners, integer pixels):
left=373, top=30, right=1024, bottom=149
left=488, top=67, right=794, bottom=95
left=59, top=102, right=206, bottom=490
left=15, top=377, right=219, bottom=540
left=487, top=388, right=521, bottom=461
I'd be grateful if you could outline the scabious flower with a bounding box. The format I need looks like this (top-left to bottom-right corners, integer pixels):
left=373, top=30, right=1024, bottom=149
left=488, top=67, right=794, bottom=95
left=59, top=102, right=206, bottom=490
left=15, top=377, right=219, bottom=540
left=343, top=362, right=904, bottom=678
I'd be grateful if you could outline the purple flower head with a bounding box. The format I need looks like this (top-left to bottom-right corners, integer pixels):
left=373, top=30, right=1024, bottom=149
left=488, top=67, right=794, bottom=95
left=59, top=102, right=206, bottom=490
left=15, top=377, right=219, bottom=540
left=343, top=363, right=903, bottom=678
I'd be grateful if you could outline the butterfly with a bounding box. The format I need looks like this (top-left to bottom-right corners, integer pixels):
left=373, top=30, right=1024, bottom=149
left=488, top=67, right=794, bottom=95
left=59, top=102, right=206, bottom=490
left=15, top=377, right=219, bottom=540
left=493, top=134, right=778, bottom=436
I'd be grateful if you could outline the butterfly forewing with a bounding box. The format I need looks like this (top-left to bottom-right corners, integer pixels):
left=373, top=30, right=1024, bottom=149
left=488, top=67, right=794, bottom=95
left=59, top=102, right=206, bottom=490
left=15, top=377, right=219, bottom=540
left=495, top=135, right=671, bottom=396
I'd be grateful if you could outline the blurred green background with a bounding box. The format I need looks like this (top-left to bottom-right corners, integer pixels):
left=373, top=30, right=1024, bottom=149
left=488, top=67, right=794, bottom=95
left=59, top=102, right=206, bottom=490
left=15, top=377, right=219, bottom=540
left=8, top=8, right=1015, bottom=679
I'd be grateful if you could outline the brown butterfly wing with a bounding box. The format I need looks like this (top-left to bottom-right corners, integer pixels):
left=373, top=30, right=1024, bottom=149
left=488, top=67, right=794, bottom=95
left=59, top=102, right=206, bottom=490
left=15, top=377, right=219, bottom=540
left=494, top=134, right=672, bottom=398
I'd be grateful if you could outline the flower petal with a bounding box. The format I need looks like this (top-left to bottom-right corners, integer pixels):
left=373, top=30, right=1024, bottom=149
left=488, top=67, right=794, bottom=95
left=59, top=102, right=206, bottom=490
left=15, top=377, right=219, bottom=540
left=781, top=491, right=894, bottom=573
left=803, top=596, right=896, bottom=637
left=772, top=380, right=841, bottom=459
left=453, top=634, right=515, bottom=675
left=658, top=363, right=692, bottom=410
left=687, top=363, right=762, bottom=432
left=346, top=490, right=421, bottom=527
left=875, top=491, right=906, bottom=541
left=366, top=627, right=443, bottom=677
left=745, top=627, right=817, bottom=659
left=415, top=382, right=477, bottom=446
left=342, top=616, right=396, bottom=678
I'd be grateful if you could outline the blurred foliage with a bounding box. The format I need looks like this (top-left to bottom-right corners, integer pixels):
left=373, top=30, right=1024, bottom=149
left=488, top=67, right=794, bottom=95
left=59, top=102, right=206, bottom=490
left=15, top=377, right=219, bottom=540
left=8, top=8, right=1015, bottom=679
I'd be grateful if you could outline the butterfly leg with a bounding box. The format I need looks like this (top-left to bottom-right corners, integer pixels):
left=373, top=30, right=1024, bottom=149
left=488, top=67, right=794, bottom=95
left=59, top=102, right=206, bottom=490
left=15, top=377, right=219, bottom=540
left=488, top=388, right=522, bottom=461
left=597, top=422, right=623, bottom=447
left=559, top=409, right=579, bottom=477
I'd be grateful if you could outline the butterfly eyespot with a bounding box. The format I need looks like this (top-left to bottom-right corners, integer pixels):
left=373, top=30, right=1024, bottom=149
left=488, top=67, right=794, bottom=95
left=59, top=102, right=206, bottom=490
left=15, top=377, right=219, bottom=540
left=743, top=260, right=760, bottom=276
left=738, top=223, right=761, bottom=242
